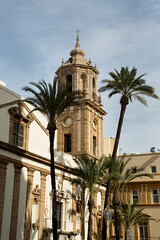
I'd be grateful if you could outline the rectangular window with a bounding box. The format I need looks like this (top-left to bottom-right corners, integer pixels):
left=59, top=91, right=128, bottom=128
left=64, top=134, right=71, bottom=152
left=151, top=166, right=156, bottom=173
left=12, top=122, right=24, bottom=147
left=152, top=189, right=159, bottom=203
left=57, top=202, right=63, bottom=229
left=132, top=190, right=139, bottom=203
left=93, top=136, right=96, bottom=155
left=139, top=222, right=149, bottom=240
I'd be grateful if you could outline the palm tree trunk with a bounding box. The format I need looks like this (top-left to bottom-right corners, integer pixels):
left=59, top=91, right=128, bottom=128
left=125, top=229, right=131, bottom=240
left=49, top=129, right=58, bottom=240
left=81, top=184, right=85, bottom=240
left=113, top=194, right=120, bottom=240
left=87, top=195, right=94, bottom=240
left=102, top=102, right=127, bottom=240
left=125, top=230, right=127, bottom=240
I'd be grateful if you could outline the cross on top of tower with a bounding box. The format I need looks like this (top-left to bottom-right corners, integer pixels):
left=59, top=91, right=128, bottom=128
left=75, top=29, right=80, bottom=43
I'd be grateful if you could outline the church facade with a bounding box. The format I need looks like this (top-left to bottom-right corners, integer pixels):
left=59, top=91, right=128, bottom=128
left=0, top=38, right=160, bottom=240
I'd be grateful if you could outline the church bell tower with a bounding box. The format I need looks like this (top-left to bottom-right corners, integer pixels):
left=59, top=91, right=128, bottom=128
left=56, top=34, right=106, bottom=158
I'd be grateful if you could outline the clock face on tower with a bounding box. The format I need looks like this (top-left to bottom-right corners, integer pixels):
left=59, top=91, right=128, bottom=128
left=63, top=117, right=72, bottom=127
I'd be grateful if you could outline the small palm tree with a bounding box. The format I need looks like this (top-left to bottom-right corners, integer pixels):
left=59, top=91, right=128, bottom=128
left=109, top=154, right=152, bottom=239
left=110, top=154, right=153, bottom=196
left=72, top=155, right=109, bottom=240
left=23, top=77, right=83, bottom=240
left=99, top=67, right=159, bottom=240
left=119, top=199, right=153, bottom=240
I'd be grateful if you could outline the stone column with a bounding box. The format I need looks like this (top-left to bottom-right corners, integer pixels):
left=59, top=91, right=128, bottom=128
left=84, top=106, right=89, bottom=153
left=139, top=186, right=142, bottom=204
left=38, top=171, right=48, bottom=240
left=101, top=115, right=103, bottom=157
left=81, top=185, right=85, bottom=240
left=0, top=160, right=8, bottom=236
left=72, top=183, right=76, bottom=232
left=94, top=192, right=97, bottom=236
left=24, top=168, right=34, bottom=240
left=143, top=184, right=147, bottom=204
left=9, top=163, right=22, bottom=240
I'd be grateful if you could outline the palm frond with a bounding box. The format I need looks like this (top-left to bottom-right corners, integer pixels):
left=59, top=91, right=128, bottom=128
left=23, top=76, right=84, bottom=129
left=98, top=67, right=159, bottom=106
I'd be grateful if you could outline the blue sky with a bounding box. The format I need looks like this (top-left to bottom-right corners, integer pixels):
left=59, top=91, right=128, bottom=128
left=0, top=0, right=160, bottom=154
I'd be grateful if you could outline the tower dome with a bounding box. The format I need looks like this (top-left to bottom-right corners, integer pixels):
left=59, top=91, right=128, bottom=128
left=63, top=34, right=90, bottom=66
left=70, top=38, right=85, bottom=58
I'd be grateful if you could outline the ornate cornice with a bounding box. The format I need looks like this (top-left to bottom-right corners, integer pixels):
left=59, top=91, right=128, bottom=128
left=8, top=102, right=33, bottom=123
left=80, top=99, right=107, bottom=116
left=55, top=63, right=99, bottom=75
left=0, top=141, right=74, bottom=174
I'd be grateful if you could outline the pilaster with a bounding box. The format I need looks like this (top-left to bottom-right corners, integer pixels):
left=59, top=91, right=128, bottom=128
left=9, top=163, right=22, bottom=240
left=38, top=171, right=48, bottom=239
left=81, top=185, right=85, bottom=240
left=0, top=160, right=8, bottom=236
left=24, top=168, right=34, bottom=240
left=93, top=192, right=97, bottom=238
left=143, top=184, right=147, bottom=204
left=72, top=183, right=76, bottom=231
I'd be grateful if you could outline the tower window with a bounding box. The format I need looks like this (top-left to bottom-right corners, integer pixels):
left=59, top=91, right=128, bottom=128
left=92, top=78, right=95, bottom=92
left=93, top=136, right=96, bottom=155
left=64, top=134, right=71, bottom=152
left=66, top=75, right=72, bottom=93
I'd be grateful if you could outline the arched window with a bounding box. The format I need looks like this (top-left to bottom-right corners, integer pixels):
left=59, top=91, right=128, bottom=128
left=92, top=78, right=95, bottom=92
left=66, top=75, right=72, bottom=92
left=92, top=77, right=96, bottom=101
left=81, top=74, right=87, bottom=92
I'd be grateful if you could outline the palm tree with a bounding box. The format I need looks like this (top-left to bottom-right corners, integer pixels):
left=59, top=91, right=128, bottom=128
left=110, top=154, right=153, bottom=194
left=98, top=67, right=159, bottom=240
left=22, top=77, right=83, bottom=240
left=119, top=199, right=153, bottom=240
left=109, top=154, right=152, bottom=240
left=72, top=155, right=109, bottom=240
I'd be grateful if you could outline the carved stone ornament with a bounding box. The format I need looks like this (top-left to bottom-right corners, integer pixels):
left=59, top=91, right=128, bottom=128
left=57, top=175, right=63, bottom=192
left=97, top=205, right=102, bottom=217
left=76, top=197, right=82, bottom=213
left=32, top=223, right=39, bottom=230
left=50, top=189, right=70, bottom=202
left=8, top=102, right=33, bottom=123
left=32, top=184, right=41, bottom=203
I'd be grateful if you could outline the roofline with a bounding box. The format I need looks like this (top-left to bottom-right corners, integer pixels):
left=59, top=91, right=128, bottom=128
left=124, top=152, right=160, bottom=157
left=0, top=84, right=23, bottom=100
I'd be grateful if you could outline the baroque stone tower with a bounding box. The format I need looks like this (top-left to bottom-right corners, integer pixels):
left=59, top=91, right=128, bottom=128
left=56, top=35, right=106, bottom=158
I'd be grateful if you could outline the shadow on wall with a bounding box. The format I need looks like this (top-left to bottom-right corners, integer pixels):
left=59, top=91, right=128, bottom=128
left=139, top=154, right=159, bottom=169
left=55, top=149, right=74, bottom=169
